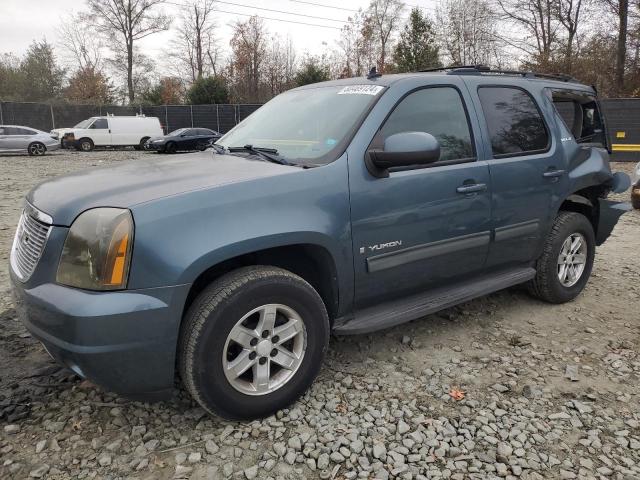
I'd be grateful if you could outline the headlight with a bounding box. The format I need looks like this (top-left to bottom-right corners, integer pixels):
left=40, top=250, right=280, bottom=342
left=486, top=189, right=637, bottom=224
left=56, top=208, right=134, bottom=290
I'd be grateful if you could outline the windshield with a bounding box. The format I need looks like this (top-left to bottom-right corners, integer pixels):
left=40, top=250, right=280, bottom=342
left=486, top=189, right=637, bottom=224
left=74, top=118, right=94, bottom=128
left=217, top=85, right=385, bottom=164
left=169, top=128, right=188, bottom=136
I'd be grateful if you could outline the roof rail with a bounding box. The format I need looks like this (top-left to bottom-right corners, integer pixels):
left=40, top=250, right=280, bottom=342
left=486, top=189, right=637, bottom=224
left=418, top=65, right=578, bottom=83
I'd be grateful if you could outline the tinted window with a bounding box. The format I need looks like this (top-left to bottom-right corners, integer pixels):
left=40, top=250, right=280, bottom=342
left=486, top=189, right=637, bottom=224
left=552, top=95, right=606, bottom=146
left=379, top=87, right=474, bottom=162
left=199, top=129, right=215, bottom=136
left=91, top=118, right=108, bottom=129
left=4, top=127, right=32, bottom=135
left=478, top=87, right=549, bottom=157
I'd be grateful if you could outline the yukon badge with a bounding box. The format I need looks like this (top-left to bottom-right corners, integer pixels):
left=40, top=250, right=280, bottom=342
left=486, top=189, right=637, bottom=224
left=360, top=240, right=403, bottom=254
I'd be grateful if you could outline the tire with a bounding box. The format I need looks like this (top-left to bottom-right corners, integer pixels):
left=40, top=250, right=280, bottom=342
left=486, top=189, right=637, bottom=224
left=78, top=138, right=94, bottom=152
left=27, top=142, right=46, bottom=156
left=165, top=141, right=176, bottom=154
left=135, top=137, right=150, bottom=151
left=528, top=211, right=595, bottom=304
left=178, top=266, right=330, bottom=420
left=632, top=185, right=640, bottom=210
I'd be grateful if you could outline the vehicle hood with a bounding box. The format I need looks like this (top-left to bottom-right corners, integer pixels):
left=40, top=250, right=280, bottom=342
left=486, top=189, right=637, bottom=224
left=147, top=135, right=167, bottom=143
left=51, top=128, right=81, bottom=136
left=27, top=152, right=300, bottom=226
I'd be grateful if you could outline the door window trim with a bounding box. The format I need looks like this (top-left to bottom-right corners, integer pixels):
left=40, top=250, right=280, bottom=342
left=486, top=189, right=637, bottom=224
left=366, top=84, right=478, bottom=174
left=477, top=85, right=552, bottom=160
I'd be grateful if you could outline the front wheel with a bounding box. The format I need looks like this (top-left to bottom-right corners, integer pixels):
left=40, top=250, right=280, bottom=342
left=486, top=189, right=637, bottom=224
left=78, top=138, right=94, bottom=152
left=165, top=141, right=176, bottom=154
left=528, top=211, right=595, bottom=303
left=178, top=266, right=329, bottom=419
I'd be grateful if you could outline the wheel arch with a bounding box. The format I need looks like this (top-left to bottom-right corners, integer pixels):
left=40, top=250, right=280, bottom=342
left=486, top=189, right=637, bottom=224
left=556, top=185, right=605, bottom=234
left=181, top=242, right=341, bottom=326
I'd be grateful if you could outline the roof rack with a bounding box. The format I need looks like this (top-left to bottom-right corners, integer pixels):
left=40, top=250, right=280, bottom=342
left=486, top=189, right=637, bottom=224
left=418, top=65, right=578, bottom=83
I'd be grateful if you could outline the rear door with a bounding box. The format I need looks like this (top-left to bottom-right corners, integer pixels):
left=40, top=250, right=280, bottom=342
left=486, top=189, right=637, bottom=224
left=465, top=80, right=568, bottom=268
left=5, top=127, right=32, bottom=151
left=88, top=118, right=111, bottom=146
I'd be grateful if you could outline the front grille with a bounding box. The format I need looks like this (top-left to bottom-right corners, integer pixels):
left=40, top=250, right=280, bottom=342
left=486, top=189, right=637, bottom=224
left=10, top=205, right=52, bottom=281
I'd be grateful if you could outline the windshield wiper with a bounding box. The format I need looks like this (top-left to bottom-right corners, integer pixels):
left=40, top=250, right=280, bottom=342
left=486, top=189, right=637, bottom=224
left=227, top=145, right=292, bottom=166
left=209, top=143, right=227, bottom=154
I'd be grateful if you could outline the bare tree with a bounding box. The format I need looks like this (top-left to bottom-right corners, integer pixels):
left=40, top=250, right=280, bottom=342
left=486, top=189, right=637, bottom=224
left=554, top=0, right=586, bottom=73
left=437, top=0, right=502, bottom=66
left=229, top=16, right=268, bottom=102
left=57, top=14, right=103, bottom=71
left=603, top=0, right=630, bottom=93
left=367, top=0, right=405, bottom=72
left=171, top=0, right=219, bottom=82
left=86, top=0, right=170, bottom=104
left=496, top=0, right=559, bottom=68
left=264, top=34, right=296, bottom=96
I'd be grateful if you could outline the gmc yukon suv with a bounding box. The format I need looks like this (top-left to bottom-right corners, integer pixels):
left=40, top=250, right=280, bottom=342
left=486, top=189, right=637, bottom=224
left=10, top=67, right=630, bottom=419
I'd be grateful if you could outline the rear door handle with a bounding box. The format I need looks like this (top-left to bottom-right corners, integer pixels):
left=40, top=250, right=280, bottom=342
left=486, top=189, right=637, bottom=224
left=543, top=169, right=565, bottom=178
left=456, top=183, right=487, bottom=194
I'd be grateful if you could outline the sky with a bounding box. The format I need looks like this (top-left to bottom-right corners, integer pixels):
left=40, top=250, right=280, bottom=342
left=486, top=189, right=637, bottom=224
left=0, top=0, right=439, bottom=69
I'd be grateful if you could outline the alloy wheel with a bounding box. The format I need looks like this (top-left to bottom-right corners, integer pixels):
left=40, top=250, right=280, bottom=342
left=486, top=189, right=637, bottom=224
left=557, top=232, right=587, bottom=287
left=222, top=304, right=306, bottom=396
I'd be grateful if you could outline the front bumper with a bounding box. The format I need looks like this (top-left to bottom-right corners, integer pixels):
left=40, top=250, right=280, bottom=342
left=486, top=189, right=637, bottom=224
left=10, top=269, right=190, bottom=400
left=145, top=141, right=165, bottom=151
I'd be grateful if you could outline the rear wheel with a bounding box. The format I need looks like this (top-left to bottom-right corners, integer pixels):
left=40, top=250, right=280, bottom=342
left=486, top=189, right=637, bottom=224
left=78, top=138, right=94, bottom=152
left=528, top=211, right=595, bottom=303
left=27, top=142, right=46, bottom=156
left=135, top=137, right=150, bottom=151
left=178, top=266, right=329, bottom=419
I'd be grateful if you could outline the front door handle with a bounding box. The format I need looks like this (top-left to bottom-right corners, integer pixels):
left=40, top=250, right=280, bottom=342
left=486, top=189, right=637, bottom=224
left=456, top=183, right=487, bottom=194
left=543, top=169, right=565, bottom=178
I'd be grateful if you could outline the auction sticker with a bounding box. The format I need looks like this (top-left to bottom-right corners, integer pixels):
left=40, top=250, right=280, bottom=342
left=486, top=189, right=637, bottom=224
left=338, top=85, right=384, bottom=95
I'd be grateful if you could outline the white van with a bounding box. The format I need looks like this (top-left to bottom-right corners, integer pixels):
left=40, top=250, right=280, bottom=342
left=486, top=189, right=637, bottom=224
left=52, top=115, right=163, bottom=151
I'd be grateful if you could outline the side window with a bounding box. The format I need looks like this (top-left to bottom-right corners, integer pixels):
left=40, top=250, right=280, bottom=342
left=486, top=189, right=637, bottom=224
left=378, top=87, right=475, bottom=162
left=478, top=87, right=549, bottom=157
left=91, top=118, right=108, bottom=129
left=552, top=93, right=606, bottom=147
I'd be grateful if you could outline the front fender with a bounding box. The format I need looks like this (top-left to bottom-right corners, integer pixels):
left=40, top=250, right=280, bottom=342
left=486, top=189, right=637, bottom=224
left=127, top=157, right=354, bottom=314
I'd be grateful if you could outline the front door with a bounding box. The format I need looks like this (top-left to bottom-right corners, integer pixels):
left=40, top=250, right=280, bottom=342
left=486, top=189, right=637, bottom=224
left=467, top=83, right=568, bottom=267
left=349, top=85, right=492, bottom=309
left=88, top=118, right=111, bottom=146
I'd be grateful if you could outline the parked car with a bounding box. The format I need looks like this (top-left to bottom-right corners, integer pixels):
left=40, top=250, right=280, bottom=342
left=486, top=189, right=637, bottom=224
left=10, top=67, right=631, bottom=420
left=632, top=162, right=640, bottom=209
left=52, top=115, right=163, bottom=151
left=0, top=125, right=60, bottom=156
left=145, top=128, right=222, bottom=153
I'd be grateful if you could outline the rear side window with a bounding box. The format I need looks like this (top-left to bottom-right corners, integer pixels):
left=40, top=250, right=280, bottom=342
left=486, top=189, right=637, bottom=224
left=91, top=118, right=108, bottom=129
left=478, top=87, right=549, bottom=157
left=552, top=93, right=606, bottom=147
left=379, top=87, right=475, bottom=162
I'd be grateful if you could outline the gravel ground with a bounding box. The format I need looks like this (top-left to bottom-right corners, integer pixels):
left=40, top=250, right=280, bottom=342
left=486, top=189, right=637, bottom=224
left=0, top=150, right=639, bottom=480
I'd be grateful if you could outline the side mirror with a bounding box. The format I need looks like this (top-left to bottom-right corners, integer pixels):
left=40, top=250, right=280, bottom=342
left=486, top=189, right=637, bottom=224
left=369, top=132, right=440, bottom=174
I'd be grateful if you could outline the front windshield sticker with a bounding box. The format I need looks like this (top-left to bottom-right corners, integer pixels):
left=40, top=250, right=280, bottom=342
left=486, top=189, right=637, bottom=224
left=338, top=85, right=384, bottom=96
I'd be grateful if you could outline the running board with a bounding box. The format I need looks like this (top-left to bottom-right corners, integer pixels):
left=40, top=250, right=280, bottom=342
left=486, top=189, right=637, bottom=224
left=333, top=267, right=536, bottom=335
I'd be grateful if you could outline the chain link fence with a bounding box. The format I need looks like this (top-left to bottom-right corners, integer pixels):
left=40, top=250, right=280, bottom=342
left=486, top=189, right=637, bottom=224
left=0, top=102, right=262, bottom=135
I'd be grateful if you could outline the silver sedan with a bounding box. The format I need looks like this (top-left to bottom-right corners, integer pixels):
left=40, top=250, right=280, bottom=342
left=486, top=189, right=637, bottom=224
left=0, top=125, right=60, bottom=156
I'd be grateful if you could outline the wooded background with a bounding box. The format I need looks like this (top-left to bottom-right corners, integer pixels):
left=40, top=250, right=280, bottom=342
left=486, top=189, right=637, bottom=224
left=1, top=0, right=639, bottom=106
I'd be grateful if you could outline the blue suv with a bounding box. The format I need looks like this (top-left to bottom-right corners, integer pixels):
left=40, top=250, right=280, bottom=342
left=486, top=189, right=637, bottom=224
left=10, top=67, right=630, bottom=419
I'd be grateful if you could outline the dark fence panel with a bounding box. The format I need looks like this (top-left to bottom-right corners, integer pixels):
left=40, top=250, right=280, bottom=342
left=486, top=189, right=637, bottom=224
left=51, top=104, right=100, bottom=131
left=0, top=102, right=54, bottom=131
left=601, top=98, right=640, bottom=162
left=0, top=101, right=263, bottom=135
